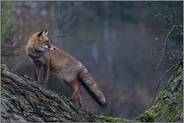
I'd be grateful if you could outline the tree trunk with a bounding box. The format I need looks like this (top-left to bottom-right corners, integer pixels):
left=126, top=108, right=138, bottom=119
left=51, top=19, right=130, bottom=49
left=1, top=64, right=130, bottom=122
left=137, top=62, right=183, bottom=122
left=1, top=62, right=183, bottom=122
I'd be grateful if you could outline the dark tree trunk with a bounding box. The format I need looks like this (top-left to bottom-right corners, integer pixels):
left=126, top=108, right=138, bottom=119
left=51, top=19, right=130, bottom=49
left=1, top=62, right=183, bottom=122
left=137, top=63, right=183, bottom=122
left=1, top=64, right=129, bottom=122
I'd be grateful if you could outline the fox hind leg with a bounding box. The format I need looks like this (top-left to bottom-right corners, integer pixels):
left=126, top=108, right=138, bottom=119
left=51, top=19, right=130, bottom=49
left=70, top=81, right=78, bottom=101
left=77, top=90, right=84, bottom=109
left=71, top=81, right=84, bottom=109
left=59, top=74, right=84, bottom=109
left=69, top=80, right=84, bottom=109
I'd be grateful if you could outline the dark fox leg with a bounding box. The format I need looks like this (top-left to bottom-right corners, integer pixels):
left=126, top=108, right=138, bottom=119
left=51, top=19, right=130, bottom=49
left=35, top=64, right=41, bottom=83
left=77, top=90, right=84, bottom=109
left=43, top=61, right=50, bottom=86
left=70, top=81, right=78, bottom=101
left=70, top=81, right=84, bottom=109
left=58, top=74, right=84, bottom=108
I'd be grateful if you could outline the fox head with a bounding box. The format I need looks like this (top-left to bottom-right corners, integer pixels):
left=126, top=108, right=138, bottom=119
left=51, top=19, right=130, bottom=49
left=33, top=30, right=55, bottom=51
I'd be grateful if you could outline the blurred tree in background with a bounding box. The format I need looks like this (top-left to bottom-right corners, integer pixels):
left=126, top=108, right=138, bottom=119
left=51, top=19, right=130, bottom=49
left=1, top=1, right=183, bottom=119
left=1, top=2, right=16, bottom=56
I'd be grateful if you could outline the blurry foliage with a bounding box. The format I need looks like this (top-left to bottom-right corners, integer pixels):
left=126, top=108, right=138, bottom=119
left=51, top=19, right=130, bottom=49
left=140, top=1, right=182, bottom=70
left=147, top=1, right=183, bottom=67
left=150, top=1, right=183, bottom=40
left=1, top=2, right=16, bottom=45
left=49, top=2, right=77, bottom=35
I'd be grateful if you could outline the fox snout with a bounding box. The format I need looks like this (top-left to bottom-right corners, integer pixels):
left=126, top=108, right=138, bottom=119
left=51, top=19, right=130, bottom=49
left=43, top=46, right=55, bottom=51
left=48, top=47, right=55, bottom=51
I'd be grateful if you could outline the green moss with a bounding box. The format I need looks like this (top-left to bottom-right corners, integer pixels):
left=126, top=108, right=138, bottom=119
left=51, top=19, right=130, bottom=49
left=40, top=84, right=47, bottom=91
left=28, top=98, right=39, bottom=108
left=2, top=83, right=10, bottom=89
left=96, top=115, right=132, bottom=122
left=137, top=64, right=183, bottom=122
left=1, top=64, right=10, bottom=71
left=1, top=2, right=16, bottom=44
left=64, top=113, right=72, bottom=120
left=51, top=101, right=58, bottom=107
left=19, top=74, right=32, bottom=81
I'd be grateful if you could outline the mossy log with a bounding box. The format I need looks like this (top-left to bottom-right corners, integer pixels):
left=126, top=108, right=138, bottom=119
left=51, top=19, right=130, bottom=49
left=1, top=63, right=183, bottom=122
left=1, top=64, right=130, bottom=122
left=137, top=63, right=183, bottom=122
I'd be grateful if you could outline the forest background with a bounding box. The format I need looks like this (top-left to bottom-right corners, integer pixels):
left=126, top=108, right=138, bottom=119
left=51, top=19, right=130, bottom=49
left=1, top=1, right=183, bottom=120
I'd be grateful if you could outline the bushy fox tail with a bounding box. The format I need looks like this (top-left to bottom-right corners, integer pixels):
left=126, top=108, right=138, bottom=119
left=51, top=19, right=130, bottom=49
left=78, top=66, right=107, bottom=107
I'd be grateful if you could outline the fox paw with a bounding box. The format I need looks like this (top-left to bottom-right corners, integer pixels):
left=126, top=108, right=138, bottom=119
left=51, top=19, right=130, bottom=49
left=67, top=97, right=73, bottom=101
left=67, top=97, right=76, bottom=102
left=38, top=82, right=47, bottom=87
left=37, top=81, right=42, bottom=84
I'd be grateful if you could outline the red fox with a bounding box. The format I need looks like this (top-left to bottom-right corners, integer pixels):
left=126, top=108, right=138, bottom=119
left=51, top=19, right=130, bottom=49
left=25, top=30, right=55, bottom=85
left=25, top=30, right=107, bottom=108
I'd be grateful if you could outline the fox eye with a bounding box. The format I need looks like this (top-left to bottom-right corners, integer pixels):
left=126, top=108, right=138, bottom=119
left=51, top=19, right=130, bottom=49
left=44, top=40, right=49, bottom=44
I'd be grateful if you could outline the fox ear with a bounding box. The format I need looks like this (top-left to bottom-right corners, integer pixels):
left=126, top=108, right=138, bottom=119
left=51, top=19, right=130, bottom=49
left=38, top=30, right=48, bottom=39
left=38, top=31, right=44, bottom=38
left=44, top=30, right=48, bottom=36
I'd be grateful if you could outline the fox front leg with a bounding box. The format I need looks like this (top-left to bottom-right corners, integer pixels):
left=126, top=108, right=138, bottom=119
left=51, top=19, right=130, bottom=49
left=43, top=61, right=50, bottom=87
left=35, top=64, right=41, bottom=84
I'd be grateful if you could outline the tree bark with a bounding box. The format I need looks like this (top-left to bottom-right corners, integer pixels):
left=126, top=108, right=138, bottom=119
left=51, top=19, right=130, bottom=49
left=137, top=62, right=183, bottom=122
left=1, top=62, right=183, bottom=122
left=1, top=64, right=130, bottom=122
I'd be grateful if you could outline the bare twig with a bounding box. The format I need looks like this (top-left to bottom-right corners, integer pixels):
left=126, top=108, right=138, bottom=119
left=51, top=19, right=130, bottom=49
left=150, top=52, right=173, bottom=67
left=149, top=1, right=171, bottom=24
left=147, top=63, right=177, bottom=107
left=149, top=2, right=177, bottom=69
left=147, top=1, right=183, bottom=107
left=155, top=25, right=176, bottom=69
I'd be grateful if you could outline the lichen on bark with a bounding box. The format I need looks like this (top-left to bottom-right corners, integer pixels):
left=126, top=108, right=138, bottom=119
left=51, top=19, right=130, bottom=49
left=137, top=63, right=183, bottom=122
left=1, top=64, right=130, bottom=122
left=1, top=62, right=182, bottom=122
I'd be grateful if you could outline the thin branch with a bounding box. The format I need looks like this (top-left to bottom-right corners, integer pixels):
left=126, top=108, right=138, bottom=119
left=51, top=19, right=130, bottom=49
left=149, top=1, right=171, bottom=24
left=55, top=2, right=86, bottom=20
left=150, top=52, right=173, bottom=67
left=149, top=2, right=178, bottom=69
left=147, top=63, right=177, bottom=107
left=155, top=25, right=176, bottom=69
